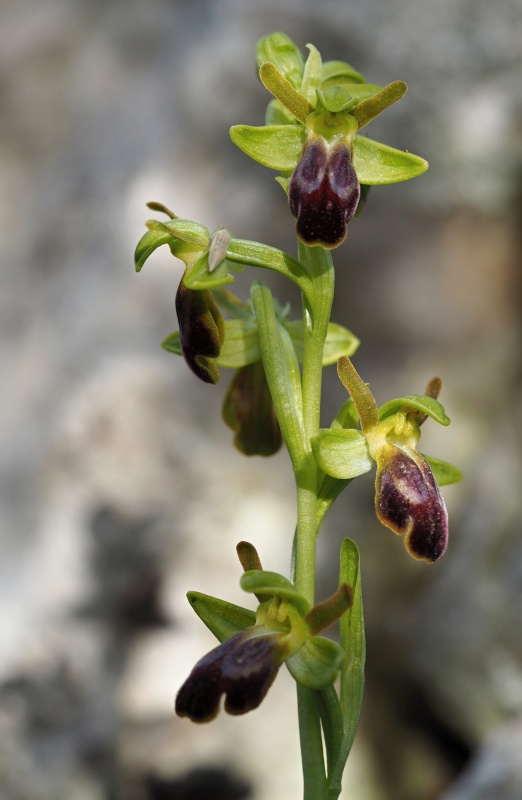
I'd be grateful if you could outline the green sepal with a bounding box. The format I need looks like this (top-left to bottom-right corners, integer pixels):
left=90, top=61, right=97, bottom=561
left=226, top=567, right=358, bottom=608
left=266, top=98, right=299, bottom=125
left=321, top=60, right=366, bottom=86
left=330, top=398, right=359, bottom=431
left=300, top=44, right=322, bottom=105
left=240, top=570, right=310, bottom=617
left=216, top=319, right=261, bottom=368
left=353, top=136, right=429, bottom=185
left=256, top=32, right=305, bottom=91
left=351, top=80, right=407, bottom=129
left=186, top=590, right=256, bottom=644
left=259, top=62, right=313, bottom=124
left=135, top=219, right=209, bottom=272
left=378, top=395, right=450, bottom=426
left=183, top=253, right=240, bottom=291
left=161, top=331, right=181, bottom=355
left=230, top=124, right=305, bottom=174
left=422, top=454, right=463, bottom=486
left=285, top=321, right=359, bottom=365
left=311, top=428, right=372, bottom=480
left=286, top=636, right=344, bottom=689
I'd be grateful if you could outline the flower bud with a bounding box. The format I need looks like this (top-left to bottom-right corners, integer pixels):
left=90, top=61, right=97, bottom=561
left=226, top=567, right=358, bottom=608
left=289, top=135, right=360, bottom=248
left=375, top=443, right=448, bottom=563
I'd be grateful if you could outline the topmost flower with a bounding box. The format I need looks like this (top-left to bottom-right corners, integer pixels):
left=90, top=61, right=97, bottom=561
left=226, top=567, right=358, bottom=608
left=231, top=32, right=428, bottom=248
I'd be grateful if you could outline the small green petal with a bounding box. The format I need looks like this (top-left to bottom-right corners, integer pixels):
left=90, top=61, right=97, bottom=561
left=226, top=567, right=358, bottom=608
left=187, top=591, right=256, bottom=644
left=316, top=86, right=358, bottom=114
left=259, top=62, right=313, bottom=124
left=422, top=454, right=463, bottom=486
left=311, top=428, right=372, bottom=480
left=378, top=395, right=450, bottom=426
left=265, top=98, right=300, bottom=126
left=353, top=136, right=429, bottom=185
left=230, top=124, right=305, bottom=174
left=330, top=398, right=360, bottom=431
left=351, top=81, right=408, bottom=129
left=286, top=636, right=344, bottom=689
left=256, top=32, right=305, bottom=91
left=216, top=319, right=261, bottom=368
left=337, top=357, right=378, bottom=433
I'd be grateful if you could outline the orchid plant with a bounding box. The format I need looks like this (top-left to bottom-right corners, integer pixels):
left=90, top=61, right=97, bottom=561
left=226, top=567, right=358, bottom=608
left=134, top=32, right=461, bottom=800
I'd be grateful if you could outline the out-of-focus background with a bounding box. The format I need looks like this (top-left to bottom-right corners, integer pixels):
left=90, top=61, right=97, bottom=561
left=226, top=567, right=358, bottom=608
left=1, top=0, right=521, bottom=798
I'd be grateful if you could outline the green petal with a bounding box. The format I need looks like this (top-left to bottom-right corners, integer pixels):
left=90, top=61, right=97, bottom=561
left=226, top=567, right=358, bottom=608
left=286, top=636, right=344, bottom=689
left=330, top=398, right=359, bottom=431
left=135, top=219, right=209, bottom=272
left=353, top=136, right=429, bottom=185
left=216, top=319, right=261, bottom=368
left=135, top=229, right=172, bottom=272
left=230, top=124, right=305, bottom=174
left=256, top=32, right=305, bottom=90
left=311, top=428, right=372, bottom=480
left=186, top=591, right=256, bottom=644
left=351, top=81, right=407, bottom=129
left=240, top=570, right=310, bottom=617
left=259, top=63, right=313, bottom=124
left=422, top=454, right=463, bottom=486
left=378, top=395, right=450, bottom=426
left=265, top=98, right=300, bottom=126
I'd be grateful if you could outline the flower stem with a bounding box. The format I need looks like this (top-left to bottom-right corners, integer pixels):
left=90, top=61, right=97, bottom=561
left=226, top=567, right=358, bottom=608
left=294, top=243, right=335, bottom=800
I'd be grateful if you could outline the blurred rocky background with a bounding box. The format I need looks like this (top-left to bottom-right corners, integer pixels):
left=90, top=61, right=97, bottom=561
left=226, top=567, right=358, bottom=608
left=1, top=0, right=521, bottom=798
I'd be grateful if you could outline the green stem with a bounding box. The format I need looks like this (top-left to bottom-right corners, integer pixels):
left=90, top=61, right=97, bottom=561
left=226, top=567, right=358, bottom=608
left=293, top=243, right=335, bottom=800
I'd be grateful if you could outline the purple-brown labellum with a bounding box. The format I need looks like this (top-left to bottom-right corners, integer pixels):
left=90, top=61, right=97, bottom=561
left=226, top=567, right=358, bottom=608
left=175, top=275, right=225, bottom=384
left=222, top=361, right=282, bottom=456
left=289, top=136, right=361, bottom=249
left=175, top=629, right=285, bottom=723
left=375, top=444, right=448, bottom=563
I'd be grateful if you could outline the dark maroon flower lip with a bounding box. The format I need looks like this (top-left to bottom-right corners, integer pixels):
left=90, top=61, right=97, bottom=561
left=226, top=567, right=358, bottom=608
left=175, top=276, right=225, bottom=384
left=289, top=135, right=360, bottom=249
left=375, top=444, right=448, bottom=563
left=175, top=629, right=286, bottom=723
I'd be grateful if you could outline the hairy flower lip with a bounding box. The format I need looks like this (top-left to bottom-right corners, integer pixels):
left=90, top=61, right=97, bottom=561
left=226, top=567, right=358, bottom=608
left=175, top=628, right=287, bottom=723
left=375, top=443, right=448, bottom=563
left=289, top=135, right=360, bottom=248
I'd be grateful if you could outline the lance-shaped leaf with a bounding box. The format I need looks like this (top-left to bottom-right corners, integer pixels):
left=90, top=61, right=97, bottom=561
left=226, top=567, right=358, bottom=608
left=187, top=591, right=256, bottom=644
left=251, top=281, right=307, bottom=470
left=378, top=395, right=450, bottom=426
left=325, top=538, right=366, bottom=798
left=353, top=136, right=429, bottom=185
left=311, top=428, right=372, bottom=480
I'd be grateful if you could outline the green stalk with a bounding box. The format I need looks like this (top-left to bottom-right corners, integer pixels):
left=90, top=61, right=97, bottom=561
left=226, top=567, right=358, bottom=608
left=294, top=243, right=335, bottom=800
